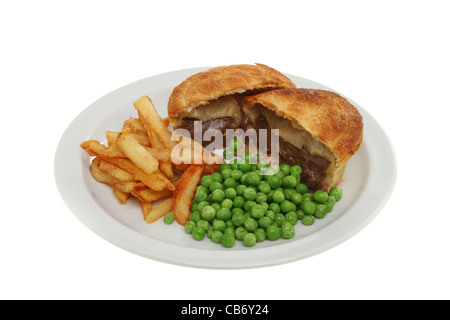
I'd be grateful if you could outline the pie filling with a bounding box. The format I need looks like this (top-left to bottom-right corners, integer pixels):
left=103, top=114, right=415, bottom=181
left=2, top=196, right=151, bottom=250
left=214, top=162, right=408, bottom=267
left=245, top=114, right=331, bottom=191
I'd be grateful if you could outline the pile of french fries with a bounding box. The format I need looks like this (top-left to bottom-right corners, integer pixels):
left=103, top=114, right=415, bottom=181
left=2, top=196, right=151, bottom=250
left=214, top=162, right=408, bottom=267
left=81, top=96, right=222, bottom=225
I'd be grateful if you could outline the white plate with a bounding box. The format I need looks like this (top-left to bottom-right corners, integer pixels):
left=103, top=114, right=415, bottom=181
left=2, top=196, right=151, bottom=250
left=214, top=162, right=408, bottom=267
left=54, top=67, right=397, bottom=269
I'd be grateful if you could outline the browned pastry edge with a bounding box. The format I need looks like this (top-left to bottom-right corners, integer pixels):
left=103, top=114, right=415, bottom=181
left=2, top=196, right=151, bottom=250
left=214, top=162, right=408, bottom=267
left=242, top=88, right=364, bottom=166
left=167, top=63, right=296, bottom=127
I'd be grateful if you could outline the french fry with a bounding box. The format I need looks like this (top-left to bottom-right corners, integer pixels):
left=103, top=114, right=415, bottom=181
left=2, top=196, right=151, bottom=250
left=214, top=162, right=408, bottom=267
left=123, top=117, right=147, bottom=133
left=143, top=147, right=172, bottom=163
left=162, top=117, right=170, bottom=128
left=106, top=131, right=150, bottom=147
left=131, top=187, right=173, bottom=203
left=113, top=187, right=129, bottom=204
left=172, top=165, right=204, bottom=225
left=116, top=129, right=159, bottom=175
left=144, top=198, right=173, bottom=223
left=104, top=158, right=174, bottom=191
left=134, top=96, right=175, bottom=149
left=81, top=140, right=126, bottom=158
left=144, top=127, right=174, bottom=179
left=98, top=159, right=134, bottom=182
left=90, top=157, right=144, bottom=193
left=140, top=201, right=153, bottom=221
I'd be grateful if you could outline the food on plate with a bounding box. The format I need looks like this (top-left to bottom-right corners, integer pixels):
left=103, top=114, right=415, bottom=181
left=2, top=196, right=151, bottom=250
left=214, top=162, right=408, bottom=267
left=172, top=165, right=205, bottom=226
left=81, top=95, right=220, bottom=223
left=167, top=64, right=296, bottom=146
left=241, top=88, right=363, bottom=192
left=185, top=144, right=343, bottom=248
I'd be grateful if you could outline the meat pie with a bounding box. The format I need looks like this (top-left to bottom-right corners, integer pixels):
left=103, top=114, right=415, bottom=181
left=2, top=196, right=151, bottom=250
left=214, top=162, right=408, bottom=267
left=167, top=64, right=296, bottom=147
left=242, top=88, right=363, bottom=192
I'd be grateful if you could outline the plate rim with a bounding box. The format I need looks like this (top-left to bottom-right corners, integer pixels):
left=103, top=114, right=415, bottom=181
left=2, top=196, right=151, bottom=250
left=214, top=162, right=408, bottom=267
left=54, top=67, right=397, bottom=269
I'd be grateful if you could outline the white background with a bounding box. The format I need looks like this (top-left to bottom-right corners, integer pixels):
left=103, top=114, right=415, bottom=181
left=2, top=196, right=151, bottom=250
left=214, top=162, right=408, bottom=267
left=1, top=0, right=449, bottom=300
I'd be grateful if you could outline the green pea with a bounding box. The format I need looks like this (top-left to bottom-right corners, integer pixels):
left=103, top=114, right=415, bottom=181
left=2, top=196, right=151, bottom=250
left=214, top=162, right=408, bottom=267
left=223, top=148, right=235, bottom=160
left=329, top=187, right=343, bottom=201
left=231, top=138, right=242, bottom=151
left=272, top=190, right=285, bottom=203
left=200, top=175, right=214, bottom=188
left=209, top=181, right=223, bottom=192
left=211, top=202, right=221, bottom=212
left=213, top=220, right=226, bottom=232
left=314, top=204, right=328, bottom=219
left=219, top=163, right=230, bottom=172
left=324, top=197, right=336, bottom=212
left=211, top=173, right=223, bottom=183
left=267, top=190, right=274, bottom=202
left=266, top=225, right=281, bottom=241
left=235, top=226, right=248, bottom=240
left=231, top=169, right=244, bottom=181
left=220, top=168, right=232, bottom=180
left=225, top=188, right=237, bottom=200
left=258, top=216, right=272, bottom=229
left=280, top=200, right=295, bottom=213
left=251, top=204, right=266, bottom=219
left=283, top=188, right=296, bottom=200
left=279, top=163, right=291, bottom=176
left=211, top=231, right=223, bottom=244
left=192, top=226, right=206, bottom=240
left=245, top=172, right=261, bottom=186
left=231, top=207, right=244, bottom=215
left=268, top=202, right=280, bottom=214
left=197, top=201, right=209, bottom=211
left=243, top=233, right=257, bottom=247
left=223, top=177, right=237, bottom=189
left=244, top=212, right=251, bottom=220
left=281, top=222, right=295, bottom=239
left=301, top=201, right=316, bottom=215
left=185, top=221, right=196, bottom=234
left=265, top=210, right=276, bottom=221
left=207, top=229, right=213, bottom=238
left=196, top=185, right=209, bottom=194
left=254, top=229, right=266, bottom=242
left=190, top=211, right=201, bottom=223
left=201, top=206, right=216, bottom=221
left=255, top=192, right=267, bottom=204
left=295, top=183, right=309, bottom=195
left=243, top=188, right=257, bottom=201
left=221, top=232, right=236, bottom=248
left=291, top=192, right=303, bottom=205
left=221, top=198, right=233, bottom=209
left=258, top=182, right=271, bottom=194
left=211, top=189, right=225, bottom=203
left=191, top=202, right=198, bottom=212
left=224, top=227, right=235, bottom=235
left=233, top=196, right=245, bottom=208
left=302, top=193, right=312, bottom=202
left=296, top=210, right=306, bottom=220
left=194, top=190, right=208, bottom=203
left=238, top=163, right=252, bottom=173
left=240, top=173, right=248, bottom=184
left=243, top=200, right=256, bottom=212
left=197, top=219, right=210, bottom=231
left=313, top=190, right=329, bottom=204
left=290, top=165, right=302, bottom=176
left=232, top=212, right=246, bottom=227
left=274, top=213, right=286, bottom=226
left=260, top=202, right=269, bottom=211
left=285, top=212, right=298, bottom=226
left=275, top=170, right=285, bottom=181
left=283, top=175, right=297, bottom=189
left=302, top=215, right=315, bottom=226
left=235, top=184, right=246, bottom=196
left=267, top=175, right=282, bottom=189
left=216, top=207, right=231, bottom=221
left=244, top=218, right=258, bottom=232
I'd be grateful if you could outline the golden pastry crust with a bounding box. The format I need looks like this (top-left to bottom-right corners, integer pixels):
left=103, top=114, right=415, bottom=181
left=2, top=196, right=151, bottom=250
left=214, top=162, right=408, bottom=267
left=242, top=88, right=363, bottom=167
left=168, top=63, right=296, bottom=128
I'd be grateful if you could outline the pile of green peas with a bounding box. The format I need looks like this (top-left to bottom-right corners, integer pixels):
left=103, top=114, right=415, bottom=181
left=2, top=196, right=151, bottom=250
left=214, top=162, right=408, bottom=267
left=182, top=140, right=342, bottom=248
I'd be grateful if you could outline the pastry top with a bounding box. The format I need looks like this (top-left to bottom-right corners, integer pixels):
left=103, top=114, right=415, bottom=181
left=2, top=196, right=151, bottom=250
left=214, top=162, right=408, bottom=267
left=242, top=88, right=364, bottom=166
left=168, top=63, right=296, bottom=127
